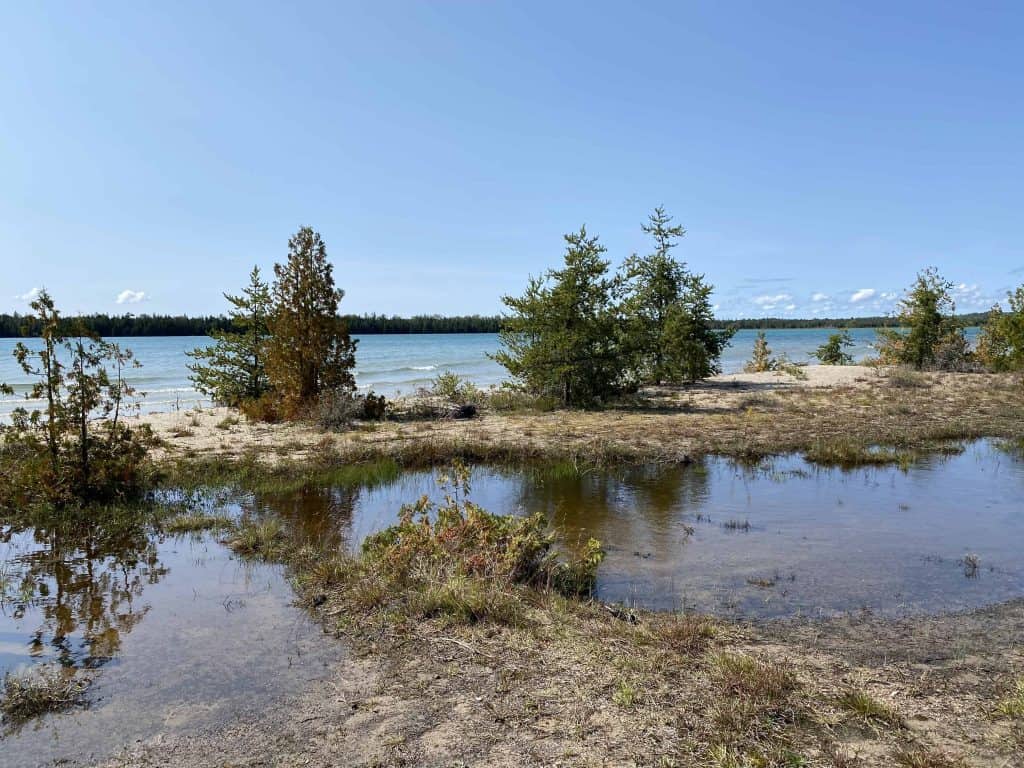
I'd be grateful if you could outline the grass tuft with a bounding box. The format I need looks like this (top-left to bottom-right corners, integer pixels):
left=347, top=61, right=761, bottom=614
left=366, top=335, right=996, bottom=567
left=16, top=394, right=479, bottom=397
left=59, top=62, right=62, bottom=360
left=837, top=688, right=903, bottom=728
left=995, top=677, right=1024, bottom=718
left=163, top=511, right=234, bottom=534
left=711, top=652, right=798, bottom=703
left=1, top=666, right=90, bottom=724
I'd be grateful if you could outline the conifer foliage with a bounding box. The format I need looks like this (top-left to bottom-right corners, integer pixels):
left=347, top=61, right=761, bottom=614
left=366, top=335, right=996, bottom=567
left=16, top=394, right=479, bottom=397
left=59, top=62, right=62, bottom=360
left=266, top=227, right=357, bottom=415
left=493, top=227, right=620, bottom=407
left=188, top=267, right=272, bottom=407
left=495, top=209, right=732, bottom=406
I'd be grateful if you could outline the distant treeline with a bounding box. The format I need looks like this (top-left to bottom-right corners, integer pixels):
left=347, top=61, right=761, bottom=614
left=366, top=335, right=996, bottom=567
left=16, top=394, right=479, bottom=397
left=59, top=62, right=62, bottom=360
left=707, top=312, right=991, bottom=330
left=0, top=310, right=991, bottom=338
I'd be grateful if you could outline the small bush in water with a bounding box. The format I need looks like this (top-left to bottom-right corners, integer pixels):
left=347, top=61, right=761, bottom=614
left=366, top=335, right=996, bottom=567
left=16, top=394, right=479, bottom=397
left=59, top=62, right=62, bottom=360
left=360, top=461, right=605, bottom=616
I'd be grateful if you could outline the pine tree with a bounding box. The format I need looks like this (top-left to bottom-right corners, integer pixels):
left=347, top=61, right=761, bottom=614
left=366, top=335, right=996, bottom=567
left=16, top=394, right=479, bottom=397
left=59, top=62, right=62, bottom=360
left=188, top=266, right=273, bottom=407
left=266, top=227, right=357, bottom=414
left=813, top=330, right=854, bottom=365
left=493, top=227, right=621, bottom=407
left=619, top=207, right=733, bottom=383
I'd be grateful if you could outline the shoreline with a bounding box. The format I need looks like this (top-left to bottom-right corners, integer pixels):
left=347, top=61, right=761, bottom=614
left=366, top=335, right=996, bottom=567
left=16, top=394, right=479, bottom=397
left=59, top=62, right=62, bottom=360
left=138, top=365, right=1024, bottom=470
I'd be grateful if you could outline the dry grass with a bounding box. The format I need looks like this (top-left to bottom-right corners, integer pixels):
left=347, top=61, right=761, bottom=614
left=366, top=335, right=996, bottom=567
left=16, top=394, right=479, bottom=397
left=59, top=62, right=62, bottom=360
left=146, top=371, right=1024, bottom=476
left=1, top=665, right=90, bottom=725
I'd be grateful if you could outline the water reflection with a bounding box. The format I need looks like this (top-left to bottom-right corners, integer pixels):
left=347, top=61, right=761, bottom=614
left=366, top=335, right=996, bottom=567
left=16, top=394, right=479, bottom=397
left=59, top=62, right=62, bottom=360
left=0, top=510, right=167, bottom=672
left=241, top=441, right=1024, bottom=619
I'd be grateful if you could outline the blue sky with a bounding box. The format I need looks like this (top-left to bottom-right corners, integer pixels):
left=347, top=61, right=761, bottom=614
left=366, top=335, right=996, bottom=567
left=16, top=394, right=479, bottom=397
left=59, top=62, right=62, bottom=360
left=2, top=1, right=1022, bottom=319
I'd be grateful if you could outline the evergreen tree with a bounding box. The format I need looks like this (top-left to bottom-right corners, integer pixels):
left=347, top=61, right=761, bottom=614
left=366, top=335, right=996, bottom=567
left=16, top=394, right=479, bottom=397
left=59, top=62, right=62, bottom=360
left=812, top=330, right=854, bottom=365
left=187, top=266, right=272, bottom=407
left=493, top=227, right=621, bottom=407
left=876, top=268, right=967, bottom=370
left=266, top=227, right=357, bottom=414
left=619, top=207, right=733, bottom=383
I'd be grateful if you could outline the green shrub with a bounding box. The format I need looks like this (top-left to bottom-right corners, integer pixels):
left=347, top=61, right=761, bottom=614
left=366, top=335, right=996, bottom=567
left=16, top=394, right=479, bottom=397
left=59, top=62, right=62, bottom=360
left=743, top=332, right=776, bottom=373
left=977, top=285, right=1024, bottom=372
left=430, top=370, right=483, bottom=405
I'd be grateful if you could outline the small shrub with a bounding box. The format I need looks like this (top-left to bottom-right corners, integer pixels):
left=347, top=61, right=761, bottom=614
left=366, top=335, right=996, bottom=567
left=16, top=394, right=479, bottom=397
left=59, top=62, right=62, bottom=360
left=362, top=390, right=388, bottom=420
left=1, top=666, right=90, bottom=724
left=611, top=679, right=638, bottom=708
left=240, top=391, right=284, bottom=423
left=976, top=285, right=1024, bottom=372
left=430, top=370, right=483, bottom=405
left=313, top=388, right=363, bottom=431
left=744, top=331, right=776, bottom=373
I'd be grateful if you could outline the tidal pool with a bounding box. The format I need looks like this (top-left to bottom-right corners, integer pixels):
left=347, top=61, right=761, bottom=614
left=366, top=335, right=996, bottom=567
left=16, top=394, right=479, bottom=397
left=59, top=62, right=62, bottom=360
left=246, top=439, right=1024, bottom=618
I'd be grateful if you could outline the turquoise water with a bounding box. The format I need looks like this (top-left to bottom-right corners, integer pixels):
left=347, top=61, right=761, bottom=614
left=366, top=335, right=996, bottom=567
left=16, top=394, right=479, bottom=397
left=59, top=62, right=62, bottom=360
left=0, top=328, right=980, bottom=418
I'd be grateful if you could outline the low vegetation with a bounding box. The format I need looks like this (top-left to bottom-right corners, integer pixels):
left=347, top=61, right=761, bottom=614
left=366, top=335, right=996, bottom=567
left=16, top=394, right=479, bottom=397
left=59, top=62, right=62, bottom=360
left=162, top=511, right=235, bottom=534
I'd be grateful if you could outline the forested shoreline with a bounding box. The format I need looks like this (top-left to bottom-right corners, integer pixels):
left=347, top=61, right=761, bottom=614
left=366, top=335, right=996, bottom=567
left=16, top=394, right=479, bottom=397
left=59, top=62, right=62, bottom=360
left=0, top=310, right=991, bottom=338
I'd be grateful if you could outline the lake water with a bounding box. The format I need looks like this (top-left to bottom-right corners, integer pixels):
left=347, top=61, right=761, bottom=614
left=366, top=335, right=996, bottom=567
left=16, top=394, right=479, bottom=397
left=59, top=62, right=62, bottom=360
left=0, top=328, right=981, bottom=420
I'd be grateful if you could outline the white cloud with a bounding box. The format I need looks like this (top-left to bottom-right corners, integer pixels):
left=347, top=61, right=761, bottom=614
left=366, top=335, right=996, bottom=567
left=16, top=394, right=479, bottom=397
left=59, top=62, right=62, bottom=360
left=16, top=287, right=41, bottom=302
left=850, top=288, right=876, bottom=303
left=752, top=293, right=792, bottom=306
left=116, top=289, right=147, bottom=305
left=784, top=304, right=797, bottom=311
left=811, top=292, right=829, bottom=302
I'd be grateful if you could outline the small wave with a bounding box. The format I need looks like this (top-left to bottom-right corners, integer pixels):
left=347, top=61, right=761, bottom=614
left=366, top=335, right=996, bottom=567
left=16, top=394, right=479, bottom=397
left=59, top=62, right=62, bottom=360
left=410, top=365, right=437, bottom=371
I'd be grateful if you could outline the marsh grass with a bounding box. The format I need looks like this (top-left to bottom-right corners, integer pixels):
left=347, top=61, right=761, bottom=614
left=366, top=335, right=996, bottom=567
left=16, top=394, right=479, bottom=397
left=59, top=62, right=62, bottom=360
left=711, top=652, right=798, bottom=703
left=837, top=688, right=904, bottom=728
left=226, top=518, right=288, bottom=558
left=1, top=666, right=90, bottom=725
left=163, top=511, right=234, bottom=534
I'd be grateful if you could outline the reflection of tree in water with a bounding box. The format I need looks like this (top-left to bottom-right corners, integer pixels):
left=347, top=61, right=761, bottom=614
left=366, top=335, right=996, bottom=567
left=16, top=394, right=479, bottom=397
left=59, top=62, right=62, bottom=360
left=250, top=485, right=359, bottom=551
left=515, top=460, right=711, bottom=553
left=0, top=509, right=167, bottom=669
